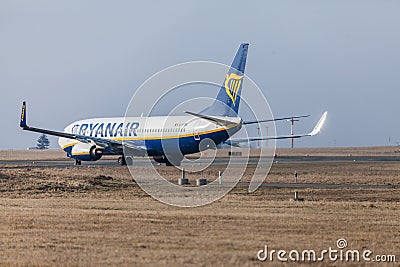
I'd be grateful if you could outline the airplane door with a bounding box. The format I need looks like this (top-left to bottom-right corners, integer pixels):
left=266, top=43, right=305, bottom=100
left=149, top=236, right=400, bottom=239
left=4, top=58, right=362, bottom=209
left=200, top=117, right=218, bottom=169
left=194, top=129, right=200, bottom=141
left=193, top=120, right=201, bottom=141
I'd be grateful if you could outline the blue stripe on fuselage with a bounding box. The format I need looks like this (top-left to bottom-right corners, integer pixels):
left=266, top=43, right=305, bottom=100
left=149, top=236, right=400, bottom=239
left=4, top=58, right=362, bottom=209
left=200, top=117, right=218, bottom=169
left=142, top=127, right=231, bottom=156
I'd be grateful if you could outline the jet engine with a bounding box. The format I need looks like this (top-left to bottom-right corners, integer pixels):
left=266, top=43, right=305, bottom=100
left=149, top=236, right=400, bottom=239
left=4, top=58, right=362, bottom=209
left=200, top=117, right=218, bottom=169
left=71, top=142, right=103, bottom=161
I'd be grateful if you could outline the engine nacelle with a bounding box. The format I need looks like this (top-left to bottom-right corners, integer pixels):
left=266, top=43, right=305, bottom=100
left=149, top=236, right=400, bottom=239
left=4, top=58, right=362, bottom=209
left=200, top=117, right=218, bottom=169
left=70, top=142, right=103, bottom=161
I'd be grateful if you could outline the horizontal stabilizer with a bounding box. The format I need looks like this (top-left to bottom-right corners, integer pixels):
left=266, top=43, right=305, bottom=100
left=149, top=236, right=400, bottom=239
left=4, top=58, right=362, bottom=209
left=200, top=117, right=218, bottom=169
left=185, top=111, right=240, bottom=126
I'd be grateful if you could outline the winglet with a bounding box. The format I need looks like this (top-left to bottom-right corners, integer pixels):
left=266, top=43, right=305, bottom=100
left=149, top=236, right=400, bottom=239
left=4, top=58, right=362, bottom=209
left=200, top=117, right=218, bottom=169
left=309, top=111, right=327, bottom=136
left=20, top=101, right=27, bottom=128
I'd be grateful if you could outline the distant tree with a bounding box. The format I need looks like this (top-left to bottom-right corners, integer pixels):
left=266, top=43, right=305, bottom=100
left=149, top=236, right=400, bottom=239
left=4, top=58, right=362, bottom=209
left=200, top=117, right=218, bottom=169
left=36, top=134, right=50, bottom=150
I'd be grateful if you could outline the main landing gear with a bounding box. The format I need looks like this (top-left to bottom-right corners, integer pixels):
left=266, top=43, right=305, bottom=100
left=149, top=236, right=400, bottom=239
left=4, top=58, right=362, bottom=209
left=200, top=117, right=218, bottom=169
left=118, top=156, right=133, bottom=166
left=118, top=156, right=126, bottom=166
left=75, top=160, right=81, bottom=166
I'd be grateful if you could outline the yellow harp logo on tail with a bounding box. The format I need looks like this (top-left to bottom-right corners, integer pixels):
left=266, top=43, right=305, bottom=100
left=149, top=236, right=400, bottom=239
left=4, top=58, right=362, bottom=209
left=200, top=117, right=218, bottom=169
left=225, top=73, right=243, bottom=106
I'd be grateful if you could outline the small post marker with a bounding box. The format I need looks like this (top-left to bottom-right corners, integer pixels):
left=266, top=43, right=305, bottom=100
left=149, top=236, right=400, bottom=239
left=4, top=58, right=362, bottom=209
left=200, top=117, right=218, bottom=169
left=196, top=178, right=207, bottom=186
left=196, top=171, right=207, bottom=186
left=178, top=168, right=189, bottom=185
left=218, top=171, right=222, bottom=185
left=293, top=191, right=304, bottom=201
left=293, top=171, right=303, bottom=201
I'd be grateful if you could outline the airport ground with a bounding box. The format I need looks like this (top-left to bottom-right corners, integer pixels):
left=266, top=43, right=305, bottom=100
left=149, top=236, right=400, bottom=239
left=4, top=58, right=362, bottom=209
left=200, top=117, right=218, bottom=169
left=0, top=147, right=399, bottom=266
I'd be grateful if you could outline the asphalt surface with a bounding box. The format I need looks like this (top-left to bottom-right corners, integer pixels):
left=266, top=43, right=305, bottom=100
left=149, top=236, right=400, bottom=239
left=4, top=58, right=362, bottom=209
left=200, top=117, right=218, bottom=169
left=2, top=155, right=400, bottom=167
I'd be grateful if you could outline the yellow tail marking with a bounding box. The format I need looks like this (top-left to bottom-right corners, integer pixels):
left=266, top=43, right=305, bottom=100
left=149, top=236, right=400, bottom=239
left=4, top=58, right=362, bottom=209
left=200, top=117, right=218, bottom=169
left=224, top=73, right=243, bottom=105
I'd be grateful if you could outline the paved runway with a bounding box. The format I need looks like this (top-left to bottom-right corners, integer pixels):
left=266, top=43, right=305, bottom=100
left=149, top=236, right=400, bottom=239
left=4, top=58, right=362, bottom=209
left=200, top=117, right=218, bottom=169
left=1, top=155, right=400, bottom=167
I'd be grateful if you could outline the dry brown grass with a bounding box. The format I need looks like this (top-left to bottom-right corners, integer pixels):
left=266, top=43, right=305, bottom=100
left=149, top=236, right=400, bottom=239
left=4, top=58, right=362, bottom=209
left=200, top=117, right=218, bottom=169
left=0, top=148, right=399, bottom=266
left=0, top=150, right=117, bottom=161
left=0, top=150, right=66, bottom=161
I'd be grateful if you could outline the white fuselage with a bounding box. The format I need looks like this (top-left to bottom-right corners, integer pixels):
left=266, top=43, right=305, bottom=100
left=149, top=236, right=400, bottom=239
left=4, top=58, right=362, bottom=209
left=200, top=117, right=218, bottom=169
left=58, top=115, right=242, bottom=157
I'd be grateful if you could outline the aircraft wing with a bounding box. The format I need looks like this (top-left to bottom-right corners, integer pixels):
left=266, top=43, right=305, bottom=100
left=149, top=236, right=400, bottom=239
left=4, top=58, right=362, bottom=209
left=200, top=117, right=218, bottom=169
left=225, top=111, right=327, bottom=146
left=242, top=115, right=310, bottom=125
left=19, top=101, right=146, bottom=154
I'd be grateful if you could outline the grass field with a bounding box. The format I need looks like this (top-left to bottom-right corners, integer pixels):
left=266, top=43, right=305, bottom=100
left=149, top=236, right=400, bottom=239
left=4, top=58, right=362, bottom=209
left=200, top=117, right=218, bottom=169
left=0, top=148, right=399, bottom=266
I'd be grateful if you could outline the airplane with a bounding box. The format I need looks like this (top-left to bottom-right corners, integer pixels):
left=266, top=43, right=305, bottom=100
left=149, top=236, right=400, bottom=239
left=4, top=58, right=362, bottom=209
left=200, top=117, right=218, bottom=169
left=19, top=43, right=327, bottom=166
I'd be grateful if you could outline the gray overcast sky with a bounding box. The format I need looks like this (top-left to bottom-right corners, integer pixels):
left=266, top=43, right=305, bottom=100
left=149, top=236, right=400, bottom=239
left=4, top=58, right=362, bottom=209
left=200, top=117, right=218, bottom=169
left=1, top=0, right=400, bottom=149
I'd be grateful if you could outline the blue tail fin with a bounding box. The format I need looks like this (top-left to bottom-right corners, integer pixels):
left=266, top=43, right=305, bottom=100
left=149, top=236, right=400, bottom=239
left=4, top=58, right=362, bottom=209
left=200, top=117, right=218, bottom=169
left=201, top=43, right=249, bottom=116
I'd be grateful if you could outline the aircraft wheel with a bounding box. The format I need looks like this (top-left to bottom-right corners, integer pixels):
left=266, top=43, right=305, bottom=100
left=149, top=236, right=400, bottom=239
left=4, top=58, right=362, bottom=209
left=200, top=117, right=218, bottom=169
left=75, top=160, right=81, bottom=166
left=126, top=156, right=133, bottom=166
left=118, top=156, right=127, bottom=166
